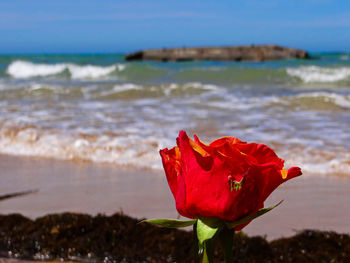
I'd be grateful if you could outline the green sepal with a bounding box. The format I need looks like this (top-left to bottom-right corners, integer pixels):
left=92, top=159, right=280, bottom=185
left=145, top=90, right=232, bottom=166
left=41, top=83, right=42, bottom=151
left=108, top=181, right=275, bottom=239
left=141, top=218, right=197, bottom=228
left=196, top=218, right=221, bottom=245
left=226, top=200, right=283, bottom=229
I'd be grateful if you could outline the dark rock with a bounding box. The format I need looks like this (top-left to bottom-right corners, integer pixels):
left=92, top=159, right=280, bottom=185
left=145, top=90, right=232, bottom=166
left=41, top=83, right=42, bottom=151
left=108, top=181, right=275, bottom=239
left=125, top=45, right=309, bottom=62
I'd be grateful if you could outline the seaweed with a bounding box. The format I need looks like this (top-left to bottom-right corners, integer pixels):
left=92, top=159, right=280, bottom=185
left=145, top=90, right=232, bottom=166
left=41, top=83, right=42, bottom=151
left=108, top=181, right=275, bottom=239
left=0, top=213, right=349, bottom=263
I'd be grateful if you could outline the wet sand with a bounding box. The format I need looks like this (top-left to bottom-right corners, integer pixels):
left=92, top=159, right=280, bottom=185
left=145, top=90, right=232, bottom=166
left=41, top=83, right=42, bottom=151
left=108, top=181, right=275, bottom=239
left=0, top=154, right=349, bottom=240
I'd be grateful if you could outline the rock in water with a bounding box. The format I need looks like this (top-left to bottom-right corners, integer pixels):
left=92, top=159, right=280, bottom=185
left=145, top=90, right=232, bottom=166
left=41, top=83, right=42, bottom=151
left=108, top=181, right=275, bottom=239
left=125, top=45, right=309, bottom=62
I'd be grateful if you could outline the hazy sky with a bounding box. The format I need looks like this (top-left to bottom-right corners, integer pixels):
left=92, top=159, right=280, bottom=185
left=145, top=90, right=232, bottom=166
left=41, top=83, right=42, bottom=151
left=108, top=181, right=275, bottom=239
left=0, top=0, right=349, bottom=53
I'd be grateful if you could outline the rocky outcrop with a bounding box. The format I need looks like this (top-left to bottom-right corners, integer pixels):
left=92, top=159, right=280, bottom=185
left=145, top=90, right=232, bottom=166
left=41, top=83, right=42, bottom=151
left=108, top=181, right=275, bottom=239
left=125, top=45, right=309, bottom=62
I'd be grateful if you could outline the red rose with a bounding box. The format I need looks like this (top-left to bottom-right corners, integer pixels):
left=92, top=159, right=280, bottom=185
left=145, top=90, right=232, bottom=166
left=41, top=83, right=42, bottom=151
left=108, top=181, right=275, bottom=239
left=160, top=131, right=302, bottom=230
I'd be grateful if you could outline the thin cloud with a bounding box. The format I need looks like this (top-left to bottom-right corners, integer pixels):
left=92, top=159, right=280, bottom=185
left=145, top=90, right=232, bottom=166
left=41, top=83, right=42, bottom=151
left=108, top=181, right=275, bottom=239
left=271, top=13, right=350, bottom=28
left=0, top=11, right=217, bottom=24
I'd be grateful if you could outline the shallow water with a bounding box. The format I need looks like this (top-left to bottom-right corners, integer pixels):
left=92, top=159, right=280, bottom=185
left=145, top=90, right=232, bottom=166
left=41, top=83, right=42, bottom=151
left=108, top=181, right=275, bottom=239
left=0, top=53, right=349, bottom=176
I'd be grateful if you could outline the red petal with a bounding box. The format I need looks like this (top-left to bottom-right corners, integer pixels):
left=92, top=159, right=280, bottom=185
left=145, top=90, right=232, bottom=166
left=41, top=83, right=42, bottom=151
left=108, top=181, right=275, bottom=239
left=209, top=136, right=246, bottom=148
left=176, top=131, right=233, bottom=219
left=178, top=131, right=213, bottom=171
left=261, top=166, right=302, bottom=202
left=159, top=147, right=181, bottom=197
left=236, top=143, right=284, bottom=169
left=286, top=167, right=302, bottom=179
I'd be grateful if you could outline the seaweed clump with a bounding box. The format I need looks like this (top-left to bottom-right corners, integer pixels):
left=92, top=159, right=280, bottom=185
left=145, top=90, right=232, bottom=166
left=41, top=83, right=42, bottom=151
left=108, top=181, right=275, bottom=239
left=0, top=213, right=349, bottom=263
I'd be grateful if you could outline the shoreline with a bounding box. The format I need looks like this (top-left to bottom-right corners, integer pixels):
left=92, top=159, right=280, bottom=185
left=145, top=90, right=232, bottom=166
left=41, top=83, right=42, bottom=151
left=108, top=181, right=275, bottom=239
left=1, top=153, right=350, bottom=240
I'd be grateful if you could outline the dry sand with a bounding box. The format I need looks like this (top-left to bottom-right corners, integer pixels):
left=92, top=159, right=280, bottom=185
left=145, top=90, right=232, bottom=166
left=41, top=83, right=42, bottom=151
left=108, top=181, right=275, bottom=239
left=0, top=154, right=349, bottom=240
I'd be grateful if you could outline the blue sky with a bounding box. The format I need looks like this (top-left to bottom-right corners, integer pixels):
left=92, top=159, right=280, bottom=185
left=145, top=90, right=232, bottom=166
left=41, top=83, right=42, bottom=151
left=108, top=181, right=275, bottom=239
left=0, top=0, right=349, bottom=53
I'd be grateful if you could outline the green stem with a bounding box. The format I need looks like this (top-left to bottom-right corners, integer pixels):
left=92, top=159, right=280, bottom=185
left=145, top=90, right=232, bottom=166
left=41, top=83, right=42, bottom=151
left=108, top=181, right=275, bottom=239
left=202, top=243, right=209, bottom=263
left=193, top=222, right=200, bottom=263
left=219, top=227, right=235, bottom=263
left=202, top=239, right=215, bottom=263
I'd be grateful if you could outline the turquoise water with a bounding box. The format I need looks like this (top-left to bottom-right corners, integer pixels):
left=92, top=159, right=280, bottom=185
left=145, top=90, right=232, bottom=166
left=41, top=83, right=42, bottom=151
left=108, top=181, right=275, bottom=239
left=0, top=53, right=349, bottom=176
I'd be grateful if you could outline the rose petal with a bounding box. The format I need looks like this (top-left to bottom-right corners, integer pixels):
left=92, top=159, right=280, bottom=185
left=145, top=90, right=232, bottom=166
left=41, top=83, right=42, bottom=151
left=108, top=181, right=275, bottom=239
left=159, top=131, right=302, bottom=230
left=159, top=147, right=181, bottom=197
left=236, top=143, right=284, bottom=169
left=260, top=165, right=302, bottom=202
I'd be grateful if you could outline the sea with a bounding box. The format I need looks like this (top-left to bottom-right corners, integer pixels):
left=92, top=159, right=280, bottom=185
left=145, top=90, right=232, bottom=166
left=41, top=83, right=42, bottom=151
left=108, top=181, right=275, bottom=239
left=0, top=53, right=349, bottom=177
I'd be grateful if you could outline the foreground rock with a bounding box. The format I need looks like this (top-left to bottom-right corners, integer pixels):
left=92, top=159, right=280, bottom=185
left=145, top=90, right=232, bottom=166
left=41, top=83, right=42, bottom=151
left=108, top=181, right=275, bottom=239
left=125, top=45, right=309, bottom=62
left=0, top=213, right=349, bottom=263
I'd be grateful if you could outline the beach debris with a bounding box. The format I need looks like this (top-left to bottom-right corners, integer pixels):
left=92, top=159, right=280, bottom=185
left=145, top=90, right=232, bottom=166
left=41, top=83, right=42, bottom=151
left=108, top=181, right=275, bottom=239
left=0, top=190, right=38, bottom=202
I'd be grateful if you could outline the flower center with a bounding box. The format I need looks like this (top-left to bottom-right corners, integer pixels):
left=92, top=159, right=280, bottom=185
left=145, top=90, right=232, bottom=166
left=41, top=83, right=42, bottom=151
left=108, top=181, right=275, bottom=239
left=228, top=175, right=243, bottom=192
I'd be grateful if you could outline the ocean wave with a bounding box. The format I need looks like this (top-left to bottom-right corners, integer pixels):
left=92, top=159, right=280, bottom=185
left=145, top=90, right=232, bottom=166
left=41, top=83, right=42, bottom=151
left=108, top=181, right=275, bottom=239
left=0, top=124, right=166, bottom=169
left=286, top=66, right=350, bottom=83
left=294, top=92, right=350, bottom=108
left=68, top=64, right=118, bottom=79
left=7, top=61, right=66, bottom=78
left=89, top=82, right=221, bottom=99
left=160, top=82, right=220, bottom=97
left=283, top=147, right=350, bottom=177
left=6, top=60, right=125, bottom=79
left=340, top=55, right=349, bottom=61
left=0, top=123, right=349, bottom=176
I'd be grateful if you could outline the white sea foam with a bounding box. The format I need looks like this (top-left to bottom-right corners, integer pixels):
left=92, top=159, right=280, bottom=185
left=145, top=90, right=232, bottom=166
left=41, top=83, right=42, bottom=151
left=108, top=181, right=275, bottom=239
left=0, top=126, right=163, bottom=169
left=112, top=83, right=143, bottom=93
left=286, top=66, right=350, bottom=83
left=68, top=64, right=116, bottom=79
left=182, top=82, right=220, bottom=91
left=161, top=82, right=220, bottom=97
left=285, top=150, right=350, bottom=176
left=117, top=64, right=126, bottom=71
left=95, top=82, right=221, bottom=98
left=95, top=84, right=143, bottom=98
left=0, top=124, right=349, bottom=176
left=6, top=60, right=124, bottom=79
left=28, top=83, right=69, bottom=94
left=7, top=61, right=66, bottom=78
left=295, top=92, right=350, bottom=108
left=207, top=94, right=281, bottom=111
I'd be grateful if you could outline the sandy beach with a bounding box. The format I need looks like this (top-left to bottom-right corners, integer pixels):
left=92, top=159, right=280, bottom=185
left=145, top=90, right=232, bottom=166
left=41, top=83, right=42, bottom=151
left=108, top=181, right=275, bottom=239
left=1, top=153, right=349, bottom=240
